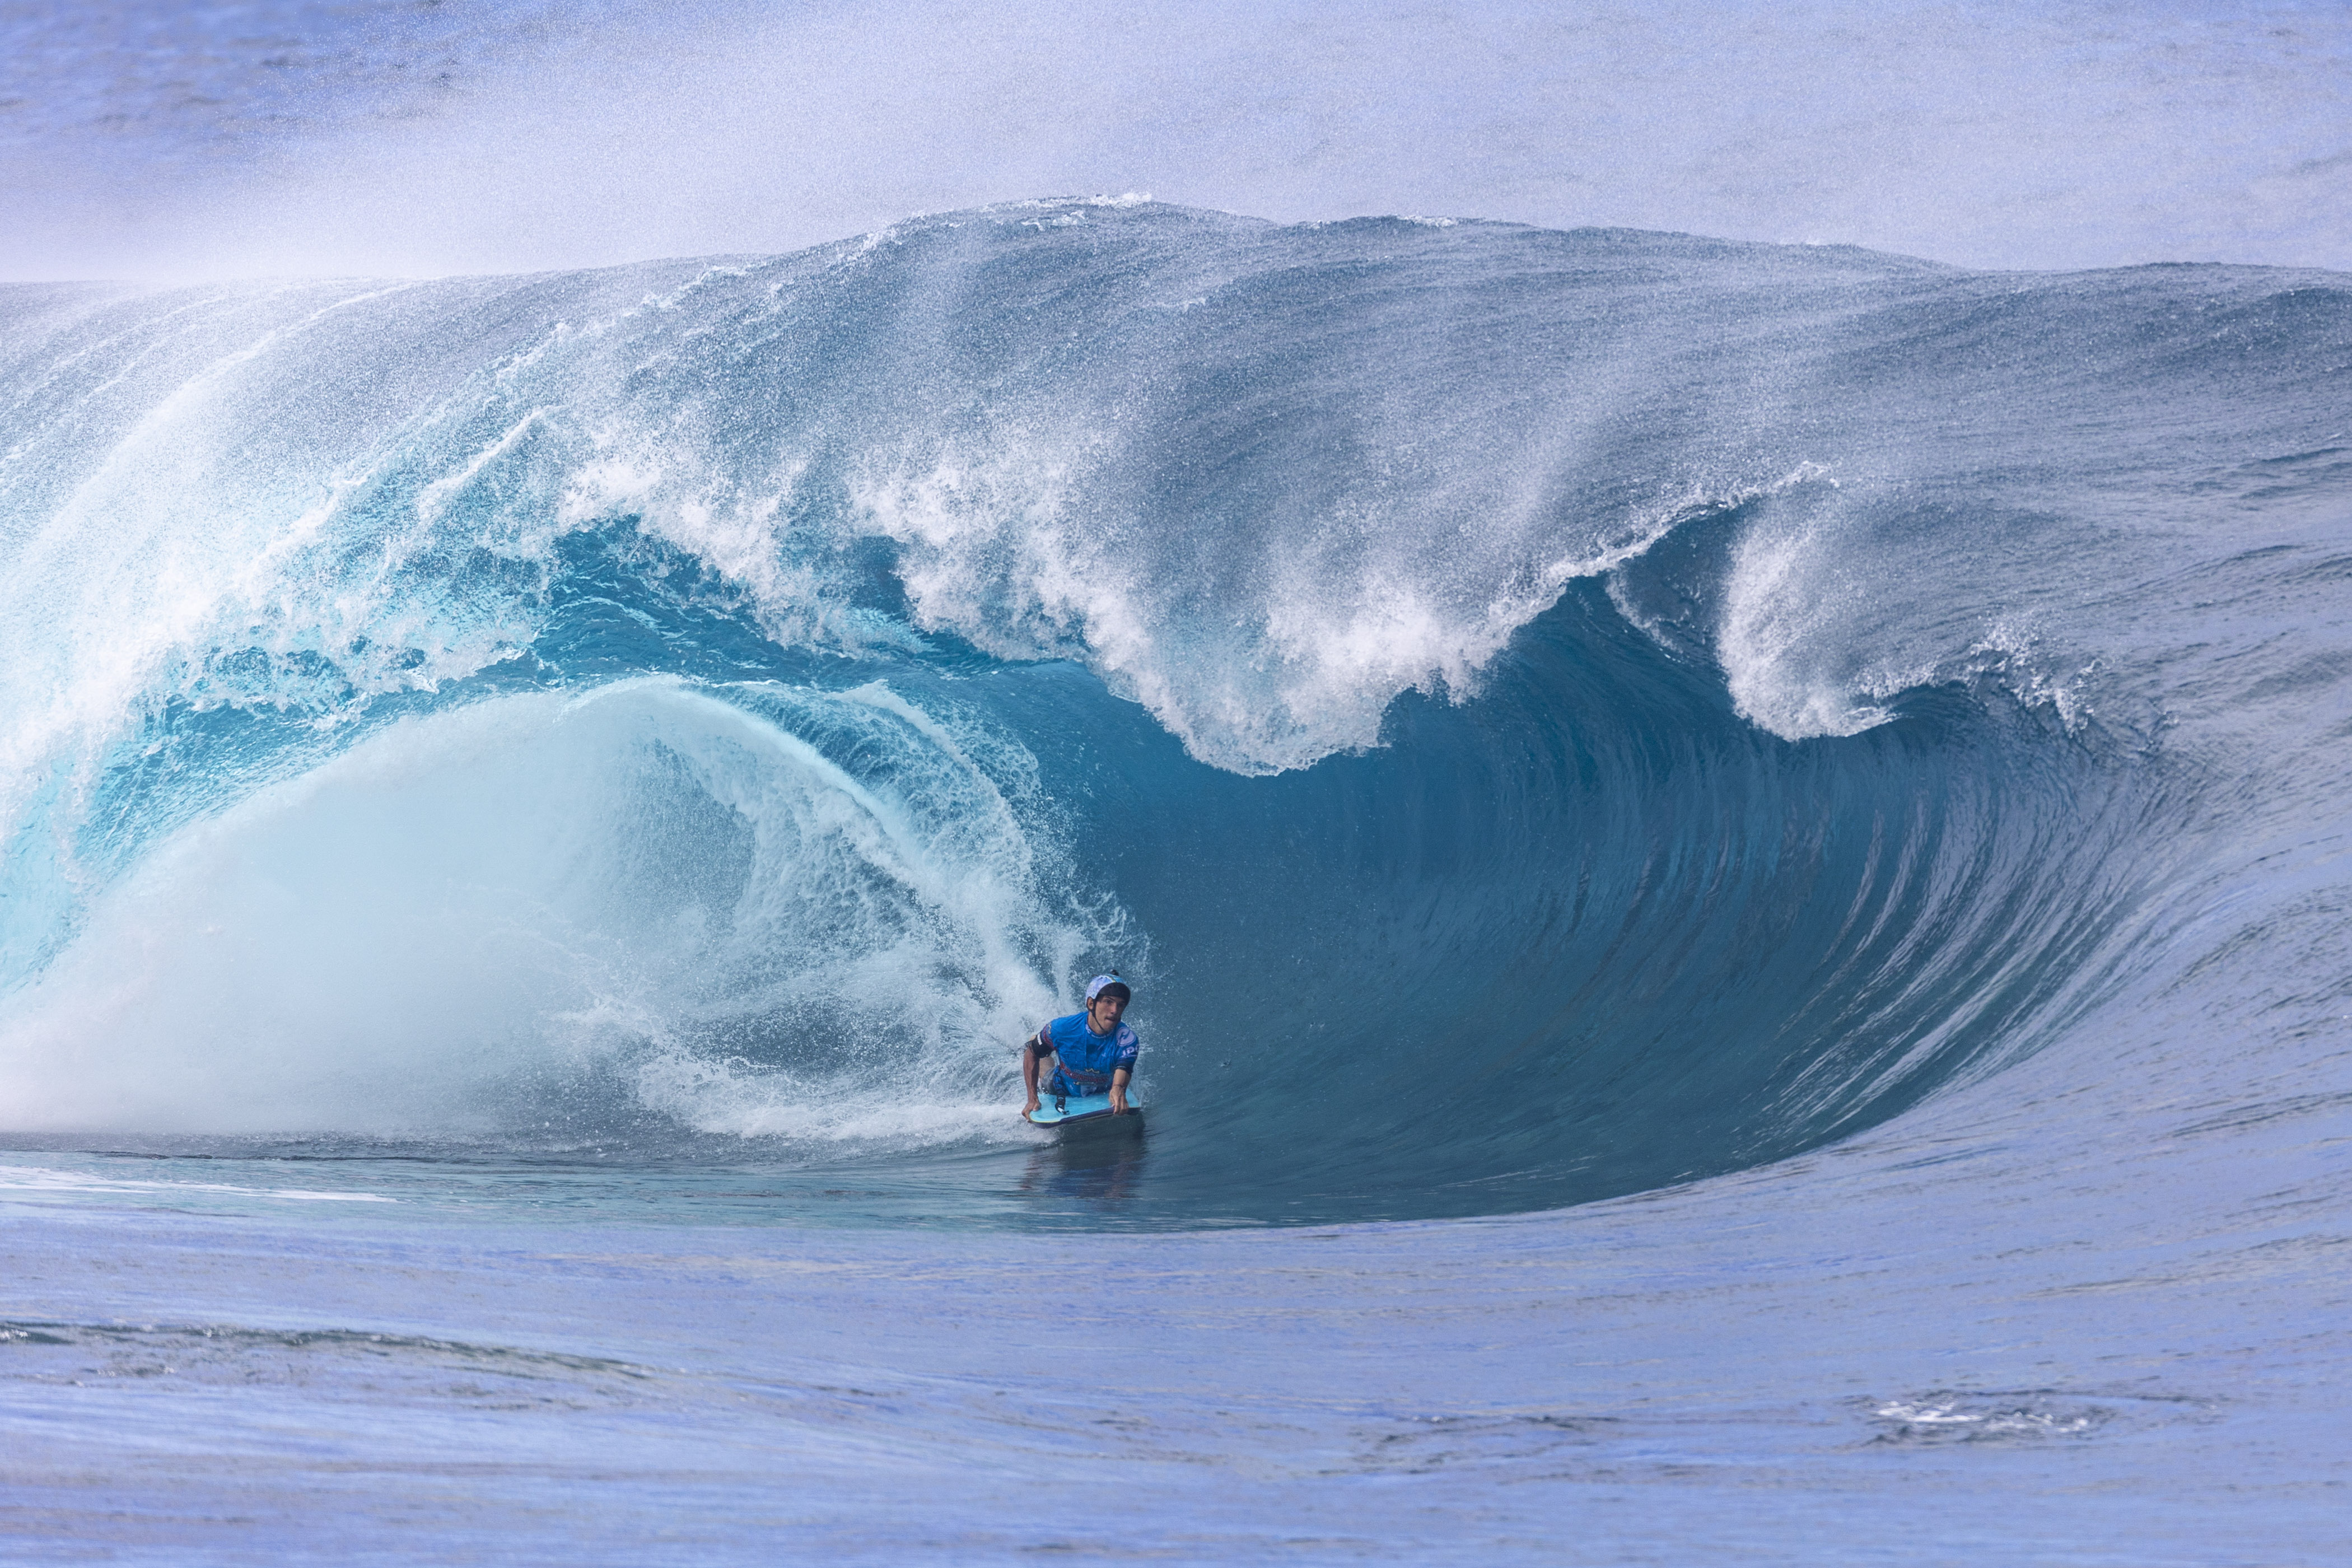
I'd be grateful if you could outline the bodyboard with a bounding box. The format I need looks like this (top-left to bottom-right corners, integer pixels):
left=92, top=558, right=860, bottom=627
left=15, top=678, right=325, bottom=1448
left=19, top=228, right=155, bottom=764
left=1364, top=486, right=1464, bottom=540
left=1025, top=1092, right=1144, bottom=1132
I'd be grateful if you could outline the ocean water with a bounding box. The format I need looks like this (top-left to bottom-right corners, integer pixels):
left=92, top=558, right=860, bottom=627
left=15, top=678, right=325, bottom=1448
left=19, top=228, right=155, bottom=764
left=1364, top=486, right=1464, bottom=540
left=3, top=184, right=2349, bottom=1566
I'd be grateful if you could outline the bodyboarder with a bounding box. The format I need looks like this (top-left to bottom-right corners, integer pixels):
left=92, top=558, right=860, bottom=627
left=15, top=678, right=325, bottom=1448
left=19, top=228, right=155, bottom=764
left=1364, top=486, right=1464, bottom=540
left=1023, top=974, right=1138, bottom=1118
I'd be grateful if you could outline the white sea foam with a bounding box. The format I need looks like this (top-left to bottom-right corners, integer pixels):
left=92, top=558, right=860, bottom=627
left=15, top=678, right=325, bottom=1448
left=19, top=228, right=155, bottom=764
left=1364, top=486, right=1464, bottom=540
left=1718, top=519, right=1909, bottom=740
left=0, top=1164, right=395, bottom=1202
left=0, top=680, right=1099, bottom=1140
left=1714, top=493, right=2102, bottom=744
left=851, top=422, right=1692, bottom=774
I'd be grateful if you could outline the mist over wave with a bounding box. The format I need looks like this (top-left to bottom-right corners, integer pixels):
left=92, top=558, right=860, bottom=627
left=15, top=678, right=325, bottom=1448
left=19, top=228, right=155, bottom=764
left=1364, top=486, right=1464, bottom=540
left=9, top=0, right=2350, bottom=280
left=2, top=201, right=2346, bottom=1222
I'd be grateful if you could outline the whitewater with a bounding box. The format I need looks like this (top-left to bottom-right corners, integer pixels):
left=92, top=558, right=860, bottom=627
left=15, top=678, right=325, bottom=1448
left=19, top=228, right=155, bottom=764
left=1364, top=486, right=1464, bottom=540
left=3, top=195, right=2348, bottom=1560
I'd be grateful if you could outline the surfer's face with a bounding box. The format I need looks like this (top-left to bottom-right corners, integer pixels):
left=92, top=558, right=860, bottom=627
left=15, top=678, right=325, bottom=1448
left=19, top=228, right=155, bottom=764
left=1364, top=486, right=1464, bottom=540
left=1088, top=993, right=1127, bottom=1031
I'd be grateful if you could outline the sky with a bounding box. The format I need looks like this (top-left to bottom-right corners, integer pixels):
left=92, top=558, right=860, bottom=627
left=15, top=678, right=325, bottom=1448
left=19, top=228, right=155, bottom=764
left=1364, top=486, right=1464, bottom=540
left=2, top=0, right=2348, bottom=282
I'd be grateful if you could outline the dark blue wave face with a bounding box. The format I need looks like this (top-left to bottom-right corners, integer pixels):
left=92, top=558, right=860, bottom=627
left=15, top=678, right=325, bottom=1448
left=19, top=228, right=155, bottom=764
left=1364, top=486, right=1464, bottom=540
left=0, top=203, right=2341, bottom=1226
left=1024, top=589, right=2166, bottom=1223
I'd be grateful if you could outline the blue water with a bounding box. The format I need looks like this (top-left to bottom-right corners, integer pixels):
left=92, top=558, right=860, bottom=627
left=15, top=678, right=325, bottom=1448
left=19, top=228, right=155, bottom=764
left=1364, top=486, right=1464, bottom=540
left=4, top=200, right=2349, bottom=1560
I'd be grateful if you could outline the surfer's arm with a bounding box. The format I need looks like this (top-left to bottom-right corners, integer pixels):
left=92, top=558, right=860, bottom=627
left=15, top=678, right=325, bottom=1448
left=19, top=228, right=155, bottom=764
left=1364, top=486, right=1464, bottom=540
left=1020, top=1030, right=1054, bottom=1112
left=1109, top=1066, right=1131, bottom=1115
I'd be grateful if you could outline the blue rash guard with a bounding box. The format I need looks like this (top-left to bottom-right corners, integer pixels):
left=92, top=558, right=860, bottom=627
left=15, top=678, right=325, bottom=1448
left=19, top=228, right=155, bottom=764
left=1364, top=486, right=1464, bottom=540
left=1036, top=1012, right=1140, bottom=1099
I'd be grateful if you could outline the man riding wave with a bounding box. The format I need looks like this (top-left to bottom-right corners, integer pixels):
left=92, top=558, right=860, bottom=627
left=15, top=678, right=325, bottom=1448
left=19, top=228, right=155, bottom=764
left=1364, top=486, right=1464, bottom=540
left=1023, top=974, right=1138, bottom=1117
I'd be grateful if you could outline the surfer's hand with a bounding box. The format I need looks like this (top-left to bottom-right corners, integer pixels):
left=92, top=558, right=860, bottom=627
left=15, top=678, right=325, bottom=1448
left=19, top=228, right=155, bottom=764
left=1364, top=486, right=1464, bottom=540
left=1109, top=1088, right=1129, bottom=1114
left=1023, top=1095, right=1039, bottom=1116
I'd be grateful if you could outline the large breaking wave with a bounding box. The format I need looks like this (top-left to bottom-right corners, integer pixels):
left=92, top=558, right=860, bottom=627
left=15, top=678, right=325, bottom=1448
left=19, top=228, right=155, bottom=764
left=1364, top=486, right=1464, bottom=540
left=3, top=200, right=2345, bottom=1223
